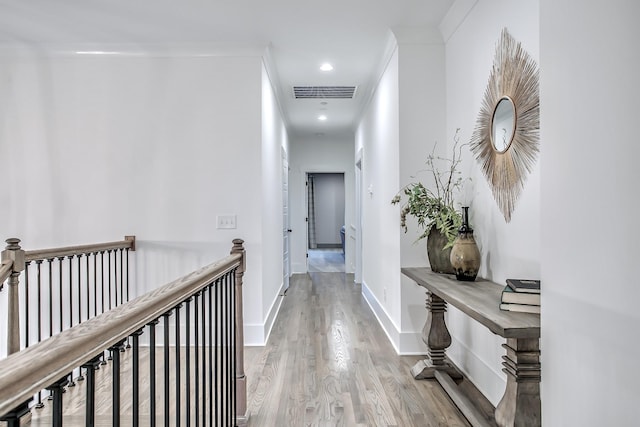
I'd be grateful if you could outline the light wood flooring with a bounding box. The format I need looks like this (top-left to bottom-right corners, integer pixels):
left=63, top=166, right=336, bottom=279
left=244, top=272, right=490, bottom=426
left=10, top=272, right=493, bottom=426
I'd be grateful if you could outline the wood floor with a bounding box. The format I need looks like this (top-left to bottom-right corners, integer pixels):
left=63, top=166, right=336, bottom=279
left=244, top=272, right=477, bottom=426
left=10, top=272, right=494, bottom=426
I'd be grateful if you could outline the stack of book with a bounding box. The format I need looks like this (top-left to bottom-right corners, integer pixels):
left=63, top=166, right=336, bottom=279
left=499, top=279, right=540, bottom=314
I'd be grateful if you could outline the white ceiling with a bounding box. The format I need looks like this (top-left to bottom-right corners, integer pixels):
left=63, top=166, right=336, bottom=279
left=0, top=0, right=454, bottom=139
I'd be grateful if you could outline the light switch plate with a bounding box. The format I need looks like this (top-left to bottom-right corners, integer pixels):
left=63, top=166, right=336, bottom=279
left=216, top=215, right=237, bottom=229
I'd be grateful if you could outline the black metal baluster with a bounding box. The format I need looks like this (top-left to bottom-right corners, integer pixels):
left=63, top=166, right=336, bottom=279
left=113, top=249, right=119, bottom=307
left=86, top=253, right=90, bottom=319
left=35, top=260, right=44, bottom=408
left=225, top=274, right=230, bottom=425
left=68, top=255, right=76, bottom=386
left=209, top=282, right=213, bottom=427
left=99, top=251, right=108, bottom=366
left=125, top=247, right=130, bottom=303
left=46, top=259, right=55, bottom=403
left=119, top=248, right=124, bottom=306
left=68, top=255, right=73, bottom=328
left=76, top=253, right=85, bottom=382
left=58, top=257, right=63, bottom=334
left=185, top=298, right=191, bottom=427
left=163, top=313, right=171, bottom=427
left=232, top=270, right=237, bottom=423
left=77, top=253, right=83, bottom=325
left=47, top=376, right=69, bottom=427
left=106, top=251, right=113, bottom=363
left=107, top=250, right=113, bottom=310
left=24, top=262, right=30, bottom=349
left=215, top=279, right=219, bottom=425
left=82, top=355, right=102, bottom=427
left=175, top=304, right=182, bottom=427
left=132, top=329, right=144, bottom=427
left=0, top=400, right=31, bottom=427
left=149, top=319, right=159, bottom=427
left=93, top=252, right=98, bottom=318
left=110, top=340, right=125, bottom=427
left=201, top=287, right=207, bottom=426
left=48, top=259, right=53, bottom=338
left=194, top=292, right=200, bottom=427
left=100, top=251, right=105, bottom=314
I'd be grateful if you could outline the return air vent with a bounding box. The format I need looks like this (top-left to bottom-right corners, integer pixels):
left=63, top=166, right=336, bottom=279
left=293, top=86, right=357, bottom=99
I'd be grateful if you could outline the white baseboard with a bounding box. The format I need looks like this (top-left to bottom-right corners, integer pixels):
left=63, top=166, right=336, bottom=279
left=243, top=282, right=285, bottom=346
left=361, top=280, right=428, bottom=356
left=361, top=280, right=400, bottom=353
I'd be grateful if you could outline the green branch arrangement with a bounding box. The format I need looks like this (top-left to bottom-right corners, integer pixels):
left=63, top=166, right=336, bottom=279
left=391, top=130, right=468, bottom=249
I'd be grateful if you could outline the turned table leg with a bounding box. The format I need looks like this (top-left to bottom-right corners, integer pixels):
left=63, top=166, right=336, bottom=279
left=495, top=338, right=541, bottom=427
left=411, top=291, right=460, bottom=379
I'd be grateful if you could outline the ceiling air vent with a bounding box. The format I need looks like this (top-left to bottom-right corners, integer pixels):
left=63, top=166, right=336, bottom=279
left=293, top=86, right=357, bottom=99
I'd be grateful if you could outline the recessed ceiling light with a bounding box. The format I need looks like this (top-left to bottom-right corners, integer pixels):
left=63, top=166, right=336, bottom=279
left=320, top=63, right=334, bottom=72
left=318, top=115, right=327, bottom=121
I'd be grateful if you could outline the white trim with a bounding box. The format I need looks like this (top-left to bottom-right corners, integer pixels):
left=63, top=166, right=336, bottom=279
left=361, top=281, right=428, bottom=355
left=0, top=42, right=268, bottom=58
left=243, top=282, right=285, bottom=346
left=439, top=0, right=479, bottom=43
left=263, top=282, right=285, bottom=343
left=361, top=280, right=400, bottom=354
left=399, top=332, right=427, bottom=355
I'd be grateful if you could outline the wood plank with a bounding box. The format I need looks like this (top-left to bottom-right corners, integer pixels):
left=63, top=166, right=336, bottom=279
left=402, top=268, right=539, bottom=339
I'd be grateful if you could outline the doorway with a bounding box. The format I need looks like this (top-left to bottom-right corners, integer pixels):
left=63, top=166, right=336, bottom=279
left=306, top=172, right=345, bottom=273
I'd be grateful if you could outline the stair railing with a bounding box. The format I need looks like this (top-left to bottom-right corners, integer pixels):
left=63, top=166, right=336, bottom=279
left=0, top=238, right=248, bottom=426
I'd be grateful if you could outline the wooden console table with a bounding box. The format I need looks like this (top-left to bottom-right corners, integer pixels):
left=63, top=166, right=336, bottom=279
left=402, top=268, right=540, bottom=427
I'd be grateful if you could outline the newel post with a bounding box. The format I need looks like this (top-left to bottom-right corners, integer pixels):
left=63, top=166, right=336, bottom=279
left=231, top=239, right=249, bottom=426
left=2, top=238, right=25, bottom=355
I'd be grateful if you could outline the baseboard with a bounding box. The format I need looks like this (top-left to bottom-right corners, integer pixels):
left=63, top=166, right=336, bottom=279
left=243, top=282, right=285, bottom=346
left=399, top=331, right=428, bottom=355
left=360, top=280, right=400, bottom=354
left=360, top=281, right=429, bottom=356
left=263, top=282, right=285, bottom=343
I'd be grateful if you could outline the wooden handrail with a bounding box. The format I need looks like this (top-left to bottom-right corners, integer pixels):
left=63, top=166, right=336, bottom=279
left=24, top=235, right=136, bottom=261
left=0, top=249, right=242, bottom=416
left=0, top=259, right=11, bottom=288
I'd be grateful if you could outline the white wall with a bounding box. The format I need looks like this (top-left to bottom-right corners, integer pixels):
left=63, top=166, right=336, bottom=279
left=396, top=28, right=448, bottom=353
left=355, top=44, right=402, bottom=350
left=540, top=1, right=640, bottom=424
left=443, top=0, right=540, bottom=404
left=0, top=44, right=282, bottom=348
left=259, top=60, right=288, bottom=344
left=356, top=29, right=450, bottom=355
left=289, top=135, right=354, bottom=274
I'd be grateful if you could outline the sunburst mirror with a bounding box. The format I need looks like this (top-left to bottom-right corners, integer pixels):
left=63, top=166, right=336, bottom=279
left=470, top=28, right=539, bottom=222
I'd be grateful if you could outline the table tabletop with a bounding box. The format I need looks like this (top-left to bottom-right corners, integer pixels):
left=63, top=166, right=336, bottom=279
left=402, top=267, right=540, bottom=339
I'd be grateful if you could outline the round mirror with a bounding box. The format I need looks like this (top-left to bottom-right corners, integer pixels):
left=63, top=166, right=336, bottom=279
left=490, top=97, right=516, bottom=153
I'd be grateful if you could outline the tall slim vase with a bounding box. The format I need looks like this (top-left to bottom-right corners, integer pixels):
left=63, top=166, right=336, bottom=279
left=450, top=207, right=481, bottom=281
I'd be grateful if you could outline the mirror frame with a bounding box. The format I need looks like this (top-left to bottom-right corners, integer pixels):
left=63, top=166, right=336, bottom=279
left=470, top=28, right=540, bottom=223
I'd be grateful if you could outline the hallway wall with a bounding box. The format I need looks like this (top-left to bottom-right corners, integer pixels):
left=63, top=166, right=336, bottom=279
left=443, top=0, right=540, bottom=405
left=0, top=44, right=286, bottom=348
left=540, top=1, right=640, bottom=424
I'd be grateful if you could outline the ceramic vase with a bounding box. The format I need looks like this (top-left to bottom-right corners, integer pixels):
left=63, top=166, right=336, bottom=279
left=450, top=207, right=481, bottom=281
left=426, top=226, right=454, bottom=274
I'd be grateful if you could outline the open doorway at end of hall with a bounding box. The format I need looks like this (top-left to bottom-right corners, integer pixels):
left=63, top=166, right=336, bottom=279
left=306, top=172, right=345, bottom=273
